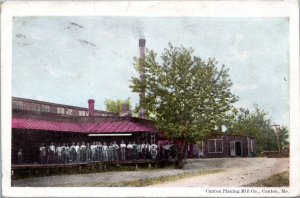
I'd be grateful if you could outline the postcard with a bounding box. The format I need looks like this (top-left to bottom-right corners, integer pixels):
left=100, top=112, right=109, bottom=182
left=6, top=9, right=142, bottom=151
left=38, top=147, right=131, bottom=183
left=1, top=0, right=299, bottom=197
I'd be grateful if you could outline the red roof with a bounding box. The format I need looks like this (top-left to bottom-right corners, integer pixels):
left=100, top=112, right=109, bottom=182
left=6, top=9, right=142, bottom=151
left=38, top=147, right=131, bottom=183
left=12, top=118, right=154, bottom=133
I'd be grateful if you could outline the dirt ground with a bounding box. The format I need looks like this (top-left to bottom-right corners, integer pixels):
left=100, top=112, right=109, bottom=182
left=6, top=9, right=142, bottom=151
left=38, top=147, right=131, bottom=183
left=150, top=158, right=289, bottom=187
left=12, top=157, right=289, bottom=187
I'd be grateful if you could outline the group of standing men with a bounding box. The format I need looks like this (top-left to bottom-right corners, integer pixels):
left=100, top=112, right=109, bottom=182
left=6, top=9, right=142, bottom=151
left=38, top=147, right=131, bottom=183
left=39, top=140, right=161, bottom=164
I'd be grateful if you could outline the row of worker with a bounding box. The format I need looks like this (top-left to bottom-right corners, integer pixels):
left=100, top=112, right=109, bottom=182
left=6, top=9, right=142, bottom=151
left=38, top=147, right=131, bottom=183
left=38, top=140, right=176, bottom=164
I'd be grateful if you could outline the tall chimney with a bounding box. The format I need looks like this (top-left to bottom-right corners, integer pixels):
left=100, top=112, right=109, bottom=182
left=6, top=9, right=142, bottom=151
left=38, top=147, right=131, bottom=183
left=139, top=39, right=146, bottom=58
left=139, top=38, right=146, bottom=119
left=88, top=99, right=95, bottom=117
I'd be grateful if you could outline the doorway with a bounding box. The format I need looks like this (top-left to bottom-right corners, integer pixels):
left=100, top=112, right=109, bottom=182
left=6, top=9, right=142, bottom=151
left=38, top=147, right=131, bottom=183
left=235, top=142, right=242, bottom=156
left=230, top=141, right=242, bottom=157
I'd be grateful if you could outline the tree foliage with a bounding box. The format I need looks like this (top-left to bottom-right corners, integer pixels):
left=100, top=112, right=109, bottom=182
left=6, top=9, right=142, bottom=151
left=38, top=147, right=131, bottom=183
left=227, top=105, right=289, bottom=153
left=130, top=43, right=238, bottom=147
left=278, top=126, right=289, bottom=149
left=104, top=98, right=131, bottom=114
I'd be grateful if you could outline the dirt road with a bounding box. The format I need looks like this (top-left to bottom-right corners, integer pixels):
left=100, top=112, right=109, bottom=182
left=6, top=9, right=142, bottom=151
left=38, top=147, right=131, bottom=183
left=150, top=158, right=289, bottom=187
left=12, top=158, right=289, bottom=187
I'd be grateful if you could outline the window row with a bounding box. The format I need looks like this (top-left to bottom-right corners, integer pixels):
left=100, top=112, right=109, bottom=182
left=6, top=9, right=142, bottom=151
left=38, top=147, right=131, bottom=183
left=13, top=101, right=97, bottom=116
left=57, top=107, right=79, bottom=115
left=79, top=110, right=88, bottom=116
left=12, top=101, right=50, bottom=112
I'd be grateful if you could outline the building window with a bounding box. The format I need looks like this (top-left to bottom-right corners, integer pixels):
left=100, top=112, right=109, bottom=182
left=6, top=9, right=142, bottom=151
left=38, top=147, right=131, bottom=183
left=79, top=110, right=87, bottom=116
left=208, top=140, right=215, bottom=153
left=66, top=108, right=73, bottom=115
left=41, top=105, right=50, bottom=112
left=12, top=101, right=18, bottom=109
left=208, top=139, right=223, bottom=153
left=36, top=104, right=40, bottom=111
left=31, top=103, right=36, bottom=111
left=24, top=102, right=31, bottom=110
left=57, top=107, right=65, bottom=114
left=17, top=101, right=23, bottom=109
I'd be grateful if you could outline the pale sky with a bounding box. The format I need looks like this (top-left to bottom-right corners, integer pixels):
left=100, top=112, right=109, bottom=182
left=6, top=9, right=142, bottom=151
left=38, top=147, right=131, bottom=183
left=12, top=17, right=289, bottom=127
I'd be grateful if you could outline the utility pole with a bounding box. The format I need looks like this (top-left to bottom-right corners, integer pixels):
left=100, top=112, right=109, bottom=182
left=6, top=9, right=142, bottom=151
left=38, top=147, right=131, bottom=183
left=271, top=124, right=281, bottom=154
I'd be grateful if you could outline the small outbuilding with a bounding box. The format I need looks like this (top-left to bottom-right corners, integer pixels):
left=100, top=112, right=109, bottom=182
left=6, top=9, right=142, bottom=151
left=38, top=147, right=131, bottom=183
left=200, top=134, right=256, bottom=158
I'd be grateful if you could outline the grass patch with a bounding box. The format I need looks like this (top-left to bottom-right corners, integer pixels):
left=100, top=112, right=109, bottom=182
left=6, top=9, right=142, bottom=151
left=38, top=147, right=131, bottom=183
left=244, top=171, right=289, bottom=187
left=61, top=169, right=223, bottom=187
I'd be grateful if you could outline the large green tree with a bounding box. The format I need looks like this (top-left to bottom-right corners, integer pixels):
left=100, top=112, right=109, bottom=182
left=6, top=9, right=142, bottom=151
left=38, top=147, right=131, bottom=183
left=130, top=43, right=238, bottom=162
left=227, top=105, right=283, bottom=154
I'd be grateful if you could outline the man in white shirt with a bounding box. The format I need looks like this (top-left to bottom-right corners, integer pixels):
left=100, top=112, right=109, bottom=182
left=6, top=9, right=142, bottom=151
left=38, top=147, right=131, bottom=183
left=80, top=142, right=86, bottom=162
left=98, top=142, right=103, bottom=162
left=102, top=142, right=108, bottom=162
left=150, top=143, right=158, bottom=160
left=136, top=142, right=142, bottom=160
left=86, top=143, right=91, bottom=162
left=75, top=142, right=80, bottom=163
left=145, top=142, right=150, bottom=159
left=17, top=149, right=23, bottom=164
left=108, top=142, right=113, bottom=161
left=70, top=142, right=76, bottom=163
left=112, top=141, right=120, bottom=161
left=39, top=143, right=46, bottom=164
left=120, top=140, right=126, bottom=161
left=47, top=142, right=55, bottom=164
left=127, top=141, right=133, bottom=160
left=56, top=143, right=62, bottom=164
left=91, top=142, right=96, bottom=161
left=64, top=143, right=70, bottom=164
left=95, top=142, right=100, bottom=161
left=61, top=143, right=66, bottom=163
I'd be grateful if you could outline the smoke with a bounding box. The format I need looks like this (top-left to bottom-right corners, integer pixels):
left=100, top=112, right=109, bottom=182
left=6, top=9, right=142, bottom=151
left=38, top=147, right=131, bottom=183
left=131, top=19, right=145, bottom=39
left=138, top=28, right=144, bottom=39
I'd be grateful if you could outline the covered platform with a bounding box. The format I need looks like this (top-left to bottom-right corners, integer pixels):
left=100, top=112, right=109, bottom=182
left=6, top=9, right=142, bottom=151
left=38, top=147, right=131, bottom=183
left=12, top=111, right=158, bottom=164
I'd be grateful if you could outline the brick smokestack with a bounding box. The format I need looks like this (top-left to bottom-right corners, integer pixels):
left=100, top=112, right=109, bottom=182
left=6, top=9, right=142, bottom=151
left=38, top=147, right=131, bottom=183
left=139, top=38, right=146, bottom=119
left=88, top=99, right=95, bottom=117
left=139, top=39, right=146, bottom=58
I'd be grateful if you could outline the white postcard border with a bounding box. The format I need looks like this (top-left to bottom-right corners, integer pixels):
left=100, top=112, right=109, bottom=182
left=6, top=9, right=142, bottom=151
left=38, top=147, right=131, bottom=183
left=1, top=0, right=299, bottom=197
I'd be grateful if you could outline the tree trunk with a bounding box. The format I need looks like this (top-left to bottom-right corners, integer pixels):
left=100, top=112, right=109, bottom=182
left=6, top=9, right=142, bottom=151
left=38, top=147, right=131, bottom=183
left=176, top=141, right=186, bottom=168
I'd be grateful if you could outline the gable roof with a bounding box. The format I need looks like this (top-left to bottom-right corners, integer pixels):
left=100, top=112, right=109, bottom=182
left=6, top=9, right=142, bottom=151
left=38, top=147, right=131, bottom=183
left=12, top=118, right=155, bottom=133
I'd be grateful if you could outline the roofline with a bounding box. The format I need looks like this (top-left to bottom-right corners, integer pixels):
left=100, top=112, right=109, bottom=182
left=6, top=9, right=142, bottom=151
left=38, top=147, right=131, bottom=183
left=12, top=96, right=118, bottom=115
left=12, top=117, right=157, bottom=133
left=13, top=129, right=155, bottom=134
left=12, top=110, right=156, bottom=127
